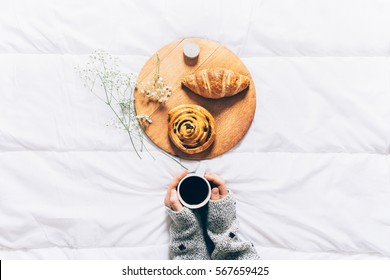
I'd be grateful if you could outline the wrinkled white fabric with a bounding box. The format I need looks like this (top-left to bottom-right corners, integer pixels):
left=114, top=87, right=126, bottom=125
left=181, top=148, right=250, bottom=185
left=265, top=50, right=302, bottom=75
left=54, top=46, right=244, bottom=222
left=1, top=0, right=390, bottom=259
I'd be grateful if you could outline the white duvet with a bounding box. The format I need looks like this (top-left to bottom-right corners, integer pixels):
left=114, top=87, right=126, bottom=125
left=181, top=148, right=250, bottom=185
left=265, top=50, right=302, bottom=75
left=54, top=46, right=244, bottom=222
left=1, top=0, right=390, bottom=259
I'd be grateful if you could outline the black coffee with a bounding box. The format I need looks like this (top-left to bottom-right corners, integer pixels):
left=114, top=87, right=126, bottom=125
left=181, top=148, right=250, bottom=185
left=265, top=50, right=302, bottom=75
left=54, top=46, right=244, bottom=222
left=179, top=176, right=209, bottom=205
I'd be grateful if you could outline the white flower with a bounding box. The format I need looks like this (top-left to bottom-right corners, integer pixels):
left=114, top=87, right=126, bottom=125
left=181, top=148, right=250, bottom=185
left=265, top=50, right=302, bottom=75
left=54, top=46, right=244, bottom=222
left=138, top=54, right=172, bottom=104
left=76, top=50, right=187, bottom=169
left=76, top=49, right=147, bottom=158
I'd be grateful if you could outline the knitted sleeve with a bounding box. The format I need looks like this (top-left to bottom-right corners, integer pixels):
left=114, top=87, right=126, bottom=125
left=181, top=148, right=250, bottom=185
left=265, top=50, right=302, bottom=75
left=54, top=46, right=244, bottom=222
left=207, top=193, right=260, bottom=260
left=166, top=207, right=210, bottom=260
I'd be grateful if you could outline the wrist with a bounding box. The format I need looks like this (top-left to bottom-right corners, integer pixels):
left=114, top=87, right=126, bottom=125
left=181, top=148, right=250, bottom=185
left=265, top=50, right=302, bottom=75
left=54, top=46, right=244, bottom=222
left=166, top=206, right=198, bottom=228
left=207, top=192, right=237, bottom=232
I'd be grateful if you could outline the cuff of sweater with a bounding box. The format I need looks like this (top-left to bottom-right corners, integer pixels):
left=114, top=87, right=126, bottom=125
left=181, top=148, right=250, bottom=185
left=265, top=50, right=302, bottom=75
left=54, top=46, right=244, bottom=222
left=166, top=207, right=198, bottom=228
left=209, top=191, right=235, bottom=208
left=207, top=192, right=236, bottom=230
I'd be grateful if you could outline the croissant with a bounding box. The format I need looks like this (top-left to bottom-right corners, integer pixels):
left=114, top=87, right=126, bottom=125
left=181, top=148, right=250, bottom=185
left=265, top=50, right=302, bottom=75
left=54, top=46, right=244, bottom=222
left=168, top=104, right=216, bottom=154
left=182, top=68, right=250, bottom=99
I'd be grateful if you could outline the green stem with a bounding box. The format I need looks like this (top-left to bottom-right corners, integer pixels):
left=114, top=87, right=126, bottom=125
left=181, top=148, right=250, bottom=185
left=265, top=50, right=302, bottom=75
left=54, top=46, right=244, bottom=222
left=97, top=72, right=111, bottom=104
left=130, top=131, right=155, bottom=160
left=125, top=129, right=142, bottom=159
left=154, top=54, right=160, bottom=86
left=160, top=149, right=188, bottom=170
left=81, top=51, right=187, bottom=169
left=148, top=103, right=162, bottom=119
left=106, top=103, right=142, bottom=159
left=97, top=66, right=142, bottom=159
left=129, top=124, right=187, bottom=170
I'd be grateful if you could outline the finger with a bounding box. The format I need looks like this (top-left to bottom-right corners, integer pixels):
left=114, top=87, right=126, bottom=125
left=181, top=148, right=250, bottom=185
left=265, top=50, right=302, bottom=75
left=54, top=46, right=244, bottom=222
left=204, top=173, right=228, bottom=197
left=218, top=184, right=228, bottom=198
left=164, top=188, right=170, bottom=208
left=204, top=173, right=224, bottom=186
left=165, top=170, right=188, bottom=206
left=168, top=170, right=189, bottom=191
left=170, top=189, right=183, bottom=211
left=164, top=182, right=173, bottom=207
left=210, top=187, right=220, bottom=200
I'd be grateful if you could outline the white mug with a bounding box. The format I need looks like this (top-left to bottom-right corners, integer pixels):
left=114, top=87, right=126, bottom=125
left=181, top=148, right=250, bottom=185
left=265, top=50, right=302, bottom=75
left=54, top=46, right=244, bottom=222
left=177, top=164, right=211, bottom=209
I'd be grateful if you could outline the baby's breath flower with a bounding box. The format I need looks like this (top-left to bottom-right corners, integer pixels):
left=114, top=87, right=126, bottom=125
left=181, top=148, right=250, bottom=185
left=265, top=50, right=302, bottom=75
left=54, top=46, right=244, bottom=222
left=76, top=50, right=187, bottom=169
left=138, top=54, right=172, bottom=104
left=76, top=50, right=147, bottom=159
left=136, top=115, right=153, bottom=124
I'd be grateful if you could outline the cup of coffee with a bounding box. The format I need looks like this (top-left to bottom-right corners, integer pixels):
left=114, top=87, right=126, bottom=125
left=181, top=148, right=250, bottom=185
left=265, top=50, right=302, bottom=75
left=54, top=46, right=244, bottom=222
left=177, top=165, right=211, bottom=209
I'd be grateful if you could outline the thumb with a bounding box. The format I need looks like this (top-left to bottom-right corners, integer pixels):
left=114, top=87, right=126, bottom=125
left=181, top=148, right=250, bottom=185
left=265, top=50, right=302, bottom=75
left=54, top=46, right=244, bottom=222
left=210, top=187, right=220, bottom=200
left=170, top=189, right=183, bottom=212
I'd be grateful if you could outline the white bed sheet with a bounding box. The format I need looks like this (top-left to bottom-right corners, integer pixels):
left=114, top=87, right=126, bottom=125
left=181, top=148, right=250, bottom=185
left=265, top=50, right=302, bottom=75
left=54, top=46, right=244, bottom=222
left=1, top=0, right=390, bottom=259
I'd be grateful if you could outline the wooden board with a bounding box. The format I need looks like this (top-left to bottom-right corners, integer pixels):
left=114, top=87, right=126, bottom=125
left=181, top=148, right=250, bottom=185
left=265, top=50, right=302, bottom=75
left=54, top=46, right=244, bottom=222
left=134, top=38, right=256, bottom=160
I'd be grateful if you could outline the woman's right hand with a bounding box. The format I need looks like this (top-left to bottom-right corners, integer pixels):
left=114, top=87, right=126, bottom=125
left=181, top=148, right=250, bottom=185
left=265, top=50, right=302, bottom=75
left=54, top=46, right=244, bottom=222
left=164, top=170, right=188, bottom=212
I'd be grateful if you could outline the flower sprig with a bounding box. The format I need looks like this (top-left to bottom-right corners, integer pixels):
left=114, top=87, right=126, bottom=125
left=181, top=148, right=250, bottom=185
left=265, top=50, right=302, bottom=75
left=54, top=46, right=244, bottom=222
left=139, top=55, right=172, bottom=103
left=75, top=49, right=186, bottom=169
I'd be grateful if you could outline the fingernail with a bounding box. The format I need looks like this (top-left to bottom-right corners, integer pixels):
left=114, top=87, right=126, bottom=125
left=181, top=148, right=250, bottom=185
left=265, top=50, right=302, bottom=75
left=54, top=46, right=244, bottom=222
left=212, top=188, right=219, bottom=196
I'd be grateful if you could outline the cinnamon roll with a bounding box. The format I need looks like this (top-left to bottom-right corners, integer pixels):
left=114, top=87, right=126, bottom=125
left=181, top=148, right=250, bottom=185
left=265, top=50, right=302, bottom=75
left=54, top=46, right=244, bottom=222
left=168, top=104, right=216, bottom=154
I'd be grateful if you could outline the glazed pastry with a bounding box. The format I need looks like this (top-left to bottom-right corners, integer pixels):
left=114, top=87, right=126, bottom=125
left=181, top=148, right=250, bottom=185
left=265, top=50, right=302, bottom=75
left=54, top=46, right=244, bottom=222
left=182, top=68, right=250, bottom=99
left=168, top=104, right=216, bottom=154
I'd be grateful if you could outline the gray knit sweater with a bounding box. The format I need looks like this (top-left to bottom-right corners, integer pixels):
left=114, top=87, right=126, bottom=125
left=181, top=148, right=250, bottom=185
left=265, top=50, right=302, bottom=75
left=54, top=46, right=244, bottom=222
left=166, top=192, right=259, bottom=260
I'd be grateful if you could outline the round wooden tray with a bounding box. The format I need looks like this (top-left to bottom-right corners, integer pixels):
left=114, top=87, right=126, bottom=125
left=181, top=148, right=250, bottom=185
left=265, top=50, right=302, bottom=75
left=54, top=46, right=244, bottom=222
left=134, top=38, right=256, bottom=160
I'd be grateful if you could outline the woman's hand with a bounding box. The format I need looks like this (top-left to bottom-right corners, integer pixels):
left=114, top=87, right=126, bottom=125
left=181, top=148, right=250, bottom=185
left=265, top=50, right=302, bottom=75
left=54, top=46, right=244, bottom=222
left=204, top=172, right=228, bottom=201
left=164, top=170, right=188, bottom=212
